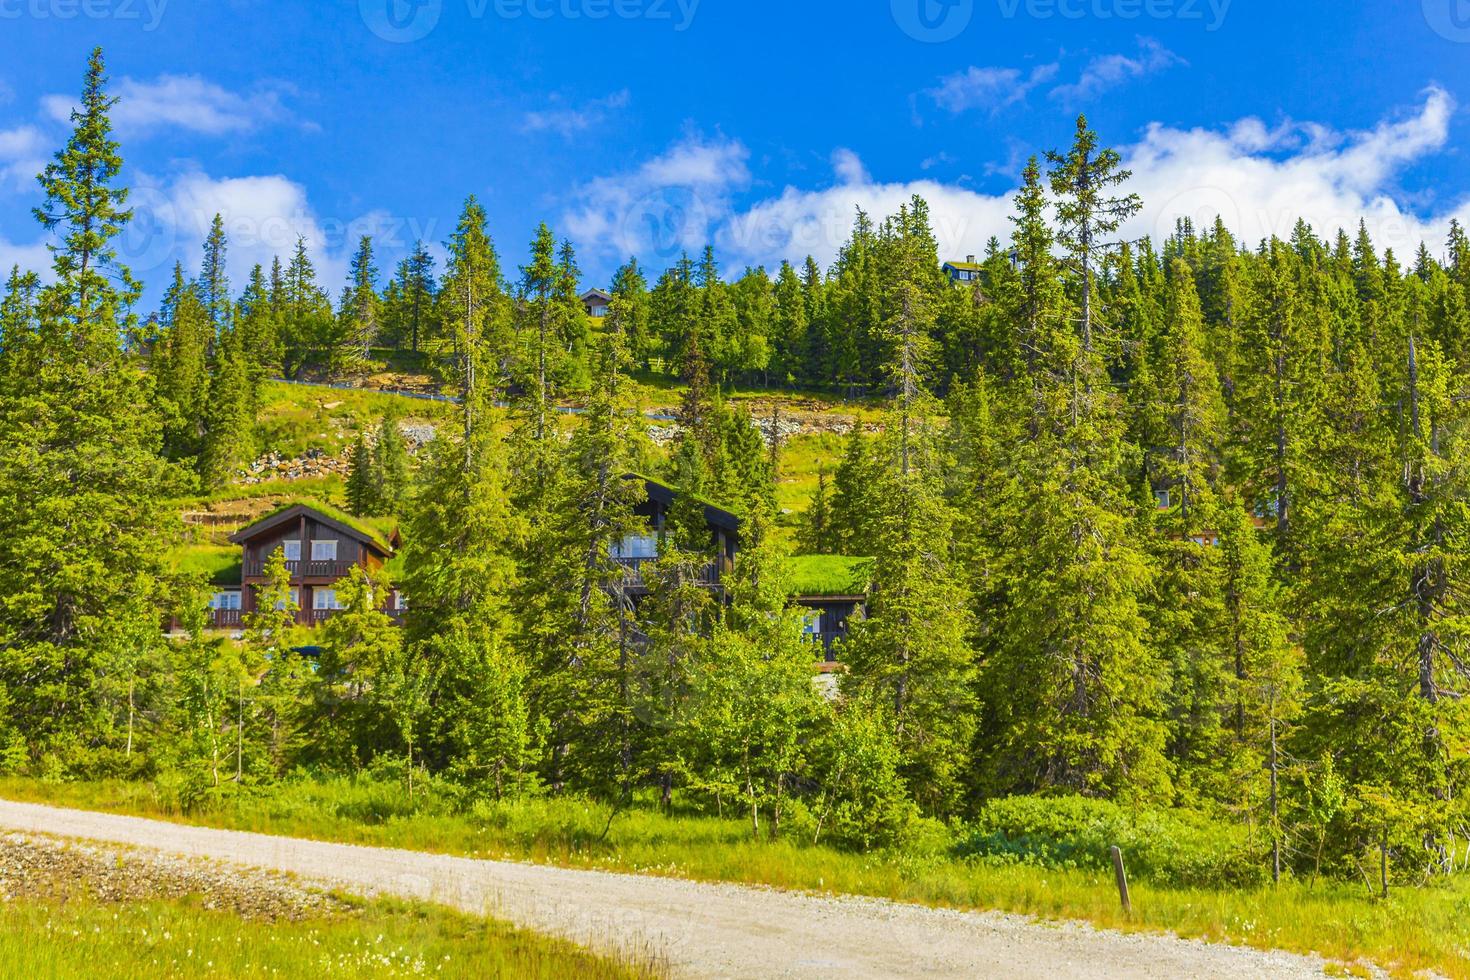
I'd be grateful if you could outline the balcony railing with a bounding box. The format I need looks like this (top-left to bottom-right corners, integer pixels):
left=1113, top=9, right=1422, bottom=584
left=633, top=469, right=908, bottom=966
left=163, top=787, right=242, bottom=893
left=612, top=557, right=721, bottom=590
left=244, top=559, right=357, bottom=579
left=207, top=608, right=242, bottom=629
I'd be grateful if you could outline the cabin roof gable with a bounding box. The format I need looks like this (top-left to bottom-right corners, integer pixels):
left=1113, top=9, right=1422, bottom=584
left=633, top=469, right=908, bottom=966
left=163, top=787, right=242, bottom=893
left=229, top=503, right=396, bottom=557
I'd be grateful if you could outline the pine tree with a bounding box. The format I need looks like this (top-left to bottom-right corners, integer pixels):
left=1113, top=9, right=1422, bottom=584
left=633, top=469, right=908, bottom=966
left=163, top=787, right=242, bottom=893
left=0, top=49, right=177, bottom=759
left=1047, top=115, right=1142, bottom=353
left=152, top=263, right=212, bottom=461
left=609, top=257, right=651, bottom=367
left=346, top=433, right=377, bottom=517
left=199, top=213, right=231, bottom=338
left=280, top=237, right=334, bottom=379
left=374, top=408, right=411, bottom=515
left=235, top=263, right=281, bottom=397
left=341, top=235, right=380, bottom=364
left=438, top=197, right=509, bottom=463
left=197, top=323, right=254, bottom=489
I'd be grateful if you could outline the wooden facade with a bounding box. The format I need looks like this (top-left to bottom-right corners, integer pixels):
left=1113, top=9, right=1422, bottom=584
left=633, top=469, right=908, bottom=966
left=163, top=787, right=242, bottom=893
left=208, top=504, right=401, bottom=628
left=614, top=475, right=741, bottom=594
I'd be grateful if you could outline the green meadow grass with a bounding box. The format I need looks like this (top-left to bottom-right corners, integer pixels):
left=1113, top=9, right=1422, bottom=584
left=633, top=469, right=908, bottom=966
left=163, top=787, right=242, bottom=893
left=0, top=891, right=661, bottom=979
left=2, top=777, right=1465, bottom=977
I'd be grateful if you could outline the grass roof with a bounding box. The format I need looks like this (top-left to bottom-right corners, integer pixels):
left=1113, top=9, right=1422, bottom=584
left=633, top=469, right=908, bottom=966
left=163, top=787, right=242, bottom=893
left=785, top=555, right=873, bottom=596
left=253, top=499, right=397, bottom=553
left=168, top=544, right=243, bottom=587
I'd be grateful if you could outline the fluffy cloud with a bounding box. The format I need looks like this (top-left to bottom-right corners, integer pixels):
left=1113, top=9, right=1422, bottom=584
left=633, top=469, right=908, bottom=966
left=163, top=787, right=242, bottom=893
left=116, top=168, right=432, bottom=297
left=929, top=64, right=1059, bottom=114
left=567, top=88, right=1469, bottom=275
left=1050, top=38, right=1184, bottom=103
left=0, top=125, right=46, bottom=192
left=522, top=90, right=631, bottom=138
left=42, top=75, right=300, bottom=137
left=562, top=133, right=751, bottom=265
left=931, top=40, right=1180, bottom=116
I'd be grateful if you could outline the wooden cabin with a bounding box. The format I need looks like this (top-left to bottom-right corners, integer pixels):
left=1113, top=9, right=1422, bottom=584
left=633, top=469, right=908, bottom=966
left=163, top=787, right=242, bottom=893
left=613, top=474, right=741, bottom=594
left=208, top=502, right=402, bottom=628
left=785, top=555, right=872, bottom=663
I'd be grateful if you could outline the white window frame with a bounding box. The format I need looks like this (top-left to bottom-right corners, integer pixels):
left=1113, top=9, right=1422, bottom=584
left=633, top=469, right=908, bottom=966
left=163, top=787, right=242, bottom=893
left=313, top=588, right=341, bottom=611
left=310, top=539, right=338, bottom=561
left=281, top=539, right=302, bottom=562
left=211, top=590, right=242, bottom=611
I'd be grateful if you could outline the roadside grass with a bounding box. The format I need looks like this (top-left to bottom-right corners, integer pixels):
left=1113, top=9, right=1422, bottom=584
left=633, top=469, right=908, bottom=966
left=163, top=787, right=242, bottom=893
left=0, top=890, right=660, bottom=979
left=1, top=777, right=1463, bottom=977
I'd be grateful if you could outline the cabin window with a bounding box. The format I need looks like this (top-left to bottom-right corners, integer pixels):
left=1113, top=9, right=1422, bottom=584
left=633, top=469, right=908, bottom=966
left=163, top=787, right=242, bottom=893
left=313, top=589, right=342, bottom=611
left=272, top=586, right=300, bottom=611
left=310, top=540, right=338, bottom=561
left=802, top=610, right=823, bottom=636
left=611, top=533, right=659, bottom=560
left=281, top=540, right=302, bottom=561
left=210, top=591, right=241, bottom=611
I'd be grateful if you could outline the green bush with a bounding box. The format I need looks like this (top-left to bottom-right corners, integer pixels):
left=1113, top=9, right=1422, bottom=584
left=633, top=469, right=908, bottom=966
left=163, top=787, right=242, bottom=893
left=954, top=795, right=1269, bottom=889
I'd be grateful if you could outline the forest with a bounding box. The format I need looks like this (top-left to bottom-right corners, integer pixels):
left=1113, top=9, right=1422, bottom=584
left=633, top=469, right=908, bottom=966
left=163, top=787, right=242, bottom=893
left=4, top=48, right=1470, bottom=899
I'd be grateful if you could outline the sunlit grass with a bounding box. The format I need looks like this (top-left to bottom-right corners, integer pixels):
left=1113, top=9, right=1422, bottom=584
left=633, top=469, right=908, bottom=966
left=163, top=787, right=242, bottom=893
left=0, top=890, right=660, bottom=979
left=2, top=777, right=1465, bottom=977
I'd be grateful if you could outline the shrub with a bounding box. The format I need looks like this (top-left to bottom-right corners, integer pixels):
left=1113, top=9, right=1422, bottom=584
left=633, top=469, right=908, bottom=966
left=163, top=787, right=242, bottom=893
left=954, top=795, right=1269, bottom=889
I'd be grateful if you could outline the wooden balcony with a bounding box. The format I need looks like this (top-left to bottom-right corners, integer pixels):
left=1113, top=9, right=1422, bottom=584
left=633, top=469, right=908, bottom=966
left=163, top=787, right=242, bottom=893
left=206, top=608, right=242, bottom=629
left=244, top=559, right=358, bottom=580
left=612, top=557, right=721, bottom=590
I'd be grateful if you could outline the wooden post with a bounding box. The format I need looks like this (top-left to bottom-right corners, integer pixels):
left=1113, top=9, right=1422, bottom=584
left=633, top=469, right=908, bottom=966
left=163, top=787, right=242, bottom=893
left=1110, top=846, right=1132, bottom=916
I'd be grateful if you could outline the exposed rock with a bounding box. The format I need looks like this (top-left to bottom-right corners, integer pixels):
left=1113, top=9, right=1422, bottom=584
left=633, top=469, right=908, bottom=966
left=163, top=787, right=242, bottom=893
left=0, top=832, right=353, bottom=922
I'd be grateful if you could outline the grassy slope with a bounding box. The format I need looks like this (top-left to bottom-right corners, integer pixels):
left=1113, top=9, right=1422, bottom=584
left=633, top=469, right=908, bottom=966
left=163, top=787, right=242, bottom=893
left=189, top=375, right=875, bottom=556
left=0, top=778, right=1460, bottom=978
left=0, top=890, right=659, bottom=979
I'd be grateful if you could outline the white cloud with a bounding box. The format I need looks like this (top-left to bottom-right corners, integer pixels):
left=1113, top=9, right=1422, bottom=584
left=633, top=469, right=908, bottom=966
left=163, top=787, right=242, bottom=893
left=0, top=235, right=50, bottom=277
left=562, top=133, right=751, bottom=264
left=42, top=74, right=300, bottom=137
left=0, top=125, right=46, bottom=192
left=522, top=89, right=631, bottom=138
left=567, top=89, right=1470, bottom=277
left=1050, top=38, right=1184, bottom=103
left=116, top=168, right=429, bottom=298
left=929, top=64, right=1059, bottom=114
left=831, top=148, right=870, bottom=185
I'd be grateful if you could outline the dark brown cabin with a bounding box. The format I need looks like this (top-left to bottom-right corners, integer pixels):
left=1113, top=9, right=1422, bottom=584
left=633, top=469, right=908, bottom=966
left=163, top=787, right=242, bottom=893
left=612, top=475, right=741, bottom=594
left=216, top=503, right=401, bottom=628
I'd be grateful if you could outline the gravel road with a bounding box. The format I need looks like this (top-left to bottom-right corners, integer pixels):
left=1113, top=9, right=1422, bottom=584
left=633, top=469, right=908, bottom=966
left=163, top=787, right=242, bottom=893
left=0, top=799, right=1333, bottom=979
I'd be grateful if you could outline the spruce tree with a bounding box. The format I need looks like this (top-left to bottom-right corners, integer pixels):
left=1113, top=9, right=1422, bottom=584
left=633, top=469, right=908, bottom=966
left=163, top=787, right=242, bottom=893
left=0, top=49, right=177, bottom=759
left=346, top=433, right=377, bottom=517
left=197, top=324, right=254, bottom=489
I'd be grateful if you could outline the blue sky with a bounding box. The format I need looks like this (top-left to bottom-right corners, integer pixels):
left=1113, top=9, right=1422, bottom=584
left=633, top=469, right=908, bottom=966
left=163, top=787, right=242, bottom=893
left=0, top=0, right=1467, bottom=310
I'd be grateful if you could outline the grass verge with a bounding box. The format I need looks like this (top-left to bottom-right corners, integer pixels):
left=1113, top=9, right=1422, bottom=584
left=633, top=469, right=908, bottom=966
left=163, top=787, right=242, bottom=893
left=0, top=891, right=660, bottom=979
left=0, top=777, right=1460, bottom=978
